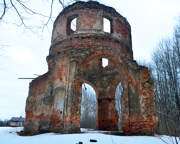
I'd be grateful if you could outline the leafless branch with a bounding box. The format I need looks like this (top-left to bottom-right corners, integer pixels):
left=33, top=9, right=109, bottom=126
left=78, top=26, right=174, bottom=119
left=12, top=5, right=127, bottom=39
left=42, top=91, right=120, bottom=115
left=152, top=26, right=180, bottom=137
left=10, top=0, right=26, bottom=26
left=0, top=0, right=7, bottom=20
left=43, top=0, right=54, bottom=29
left=59, top=0, right=65, bottom=9
left=15, top=0, right=48, bottom=17
left=0, top=0, right=80, bottom=30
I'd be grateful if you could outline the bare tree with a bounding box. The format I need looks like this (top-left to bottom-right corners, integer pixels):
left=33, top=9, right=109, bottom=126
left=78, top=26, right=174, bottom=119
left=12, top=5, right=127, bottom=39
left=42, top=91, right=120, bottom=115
left=0, top=119, right=9, bottom=127
left=0, top=0, right=82, bottom=29
left=151, top=25, right=180, bottom=137
left=80, top=83, right=96, bottom=129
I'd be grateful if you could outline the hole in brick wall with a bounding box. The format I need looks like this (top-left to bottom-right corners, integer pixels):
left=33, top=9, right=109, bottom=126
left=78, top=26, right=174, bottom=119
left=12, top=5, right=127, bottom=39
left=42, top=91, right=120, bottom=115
left=71, top=17, right=77, bottom=31
left=67, top=15, right=78, bottom=35
left=115, top=82, right=123, bottom=132
left=102, top=58, right=108, bottom=68
left=103, top=18, right=111, bottom=33
left=80, top=83, right=97, bottom=129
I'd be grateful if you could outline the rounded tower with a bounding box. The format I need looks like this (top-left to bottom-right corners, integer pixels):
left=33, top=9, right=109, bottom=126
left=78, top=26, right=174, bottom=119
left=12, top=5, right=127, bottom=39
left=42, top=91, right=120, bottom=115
left=25, top=1, right=158, bottom=135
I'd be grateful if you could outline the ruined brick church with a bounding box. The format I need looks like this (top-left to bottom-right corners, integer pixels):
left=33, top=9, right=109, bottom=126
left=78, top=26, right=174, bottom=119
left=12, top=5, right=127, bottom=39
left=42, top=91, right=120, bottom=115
left=24, top=1, right=158, bottom=135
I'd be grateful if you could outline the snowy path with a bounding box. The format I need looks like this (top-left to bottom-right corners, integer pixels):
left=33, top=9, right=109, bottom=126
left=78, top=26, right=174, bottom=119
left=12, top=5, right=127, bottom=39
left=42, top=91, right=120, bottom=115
left=0, top=127, right=178, bottom=144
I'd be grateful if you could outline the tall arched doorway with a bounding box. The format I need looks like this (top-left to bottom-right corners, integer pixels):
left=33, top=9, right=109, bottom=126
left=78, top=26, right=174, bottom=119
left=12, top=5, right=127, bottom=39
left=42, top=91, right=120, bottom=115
left=80, top=83, right=97, bottom=129
left=115, top=82, right=123, bottom=131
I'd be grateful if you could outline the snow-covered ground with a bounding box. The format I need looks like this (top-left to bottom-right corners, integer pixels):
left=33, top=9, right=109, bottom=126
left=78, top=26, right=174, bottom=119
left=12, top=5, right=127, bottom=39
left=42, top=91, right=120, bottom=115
left=0, top=127, right=179, bottom=144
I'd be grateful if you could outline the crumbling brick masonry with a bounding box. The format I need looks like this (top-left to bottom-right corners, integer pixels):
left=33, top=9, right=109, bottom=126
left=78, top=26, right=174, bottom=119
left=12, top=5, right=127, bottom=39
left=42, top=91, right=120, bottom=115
left=24, top=1, right=158, bottom=135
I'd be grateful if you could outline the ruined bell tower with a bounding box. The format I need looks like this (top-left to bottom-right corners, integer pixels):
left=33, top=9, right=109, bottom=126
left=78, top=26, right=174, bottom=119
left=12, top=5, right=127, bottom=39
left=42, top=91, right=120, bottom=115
left=24, top=1, right=158, bottom=135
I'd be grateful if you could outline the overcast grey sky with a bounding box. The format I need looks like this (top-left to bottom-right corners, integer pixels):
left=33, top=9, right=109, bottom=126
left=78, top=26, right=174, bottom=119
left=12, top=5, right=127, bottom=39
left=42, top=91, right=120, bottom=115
left=0, top=0, right=180, bottom=120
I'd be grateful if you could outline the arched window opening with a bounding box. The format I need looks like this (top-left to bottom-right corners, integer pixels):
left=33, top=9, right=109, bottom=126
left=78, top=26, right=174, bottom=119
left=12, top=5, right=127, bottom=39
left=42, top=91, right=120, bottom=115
left=102, top=58, right=109, bottom=68
left=80, top=83, right=97, bottom=130
left=115, top=82, right=123, bottom=131
left=103, top=17, right=111, bottom=33
left=71, top=17, right=77, bottom=31
left=67, top=15, right=78, bottom=35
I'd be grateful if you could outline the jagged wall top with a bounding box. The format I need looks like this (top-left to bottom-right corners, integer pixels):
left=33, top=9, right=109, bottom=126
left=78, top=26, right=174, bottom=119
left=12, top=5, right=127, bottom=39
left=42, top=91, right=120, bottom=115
left=54, top=1, right=130, bottom=27
left=51, top=1, right=132, bottom=49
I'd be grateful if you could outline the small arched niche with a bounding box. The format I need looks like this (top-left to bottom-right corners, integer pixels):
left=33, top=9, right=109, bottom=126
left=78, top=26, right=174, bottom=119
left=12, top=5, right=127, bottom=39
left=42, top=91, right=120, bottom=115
left=103, top=17, right=112, bottom=33
left=115, top=82, right=123, bottom=131
left=67, top=15, right=78, bottom=35
left=80, top=83, right=97, bottom=129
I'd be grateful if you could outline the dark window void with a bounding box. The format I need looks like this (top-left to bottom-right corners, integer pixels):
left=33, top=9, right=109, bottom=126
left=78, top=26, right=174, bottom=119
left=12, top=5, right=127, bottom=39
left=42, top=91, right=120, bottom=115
left=102, top=58, right=108, bottom=68
left=115, top=82, right=123, bottom=131
left=67, top=15, right=78, bottom=35
left=103, top=17, right=111, bottom=33
left=80, top=83, right=97, bottom=129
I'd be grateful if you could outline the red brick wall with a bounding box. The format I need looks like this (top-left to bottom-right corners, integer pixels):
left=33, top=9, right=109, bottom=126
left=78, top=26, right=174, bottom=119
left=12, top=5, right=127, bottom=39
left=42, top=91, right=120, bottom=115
left=25, top=1, right=158, bottom=135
